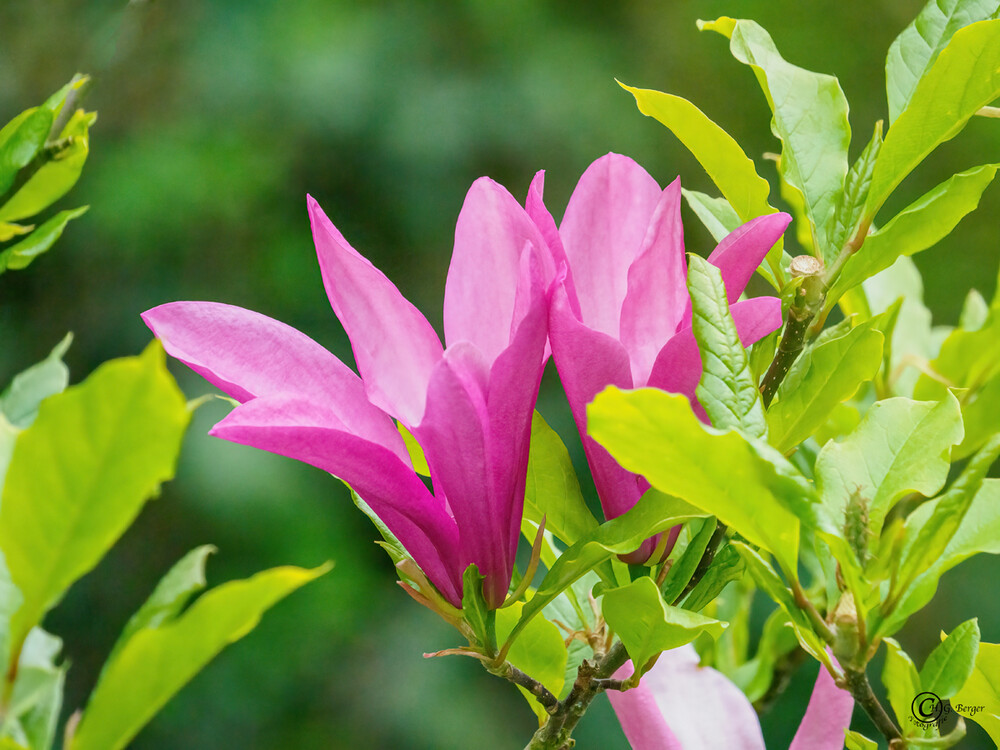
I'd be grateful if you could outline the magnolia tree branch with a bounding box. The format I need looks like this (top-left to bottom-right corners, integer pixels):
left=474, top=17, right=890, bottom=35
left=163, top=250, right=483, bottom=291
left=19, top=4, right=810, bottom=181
left=843, top=668, right=902, bottom=746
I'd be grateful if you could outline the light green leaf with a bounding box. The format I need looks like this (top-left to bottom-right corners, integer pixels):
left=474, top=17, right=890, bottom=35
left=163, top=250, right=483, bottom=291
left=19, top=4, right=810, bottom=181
left=104, top=545, right=216, bottom=669
left=619, top=83, right=783, bottom=285
left=731, top=542, right=830, bottom=665
left=0, top=333, right=72, bottom=429
left=69, top=564, right=327, bottom=750
left=0, top=207, right=88, bottom=273
left=886, top=0, right=1000, bottom=123
left=660, top=517, right=716, bottom=606
left=2, top=628, right=64, bottom=750
left=892, top=436, right=1000, bottom=606
left=397, top=422, right=429, bottom=476
left=496, top=601, right=567, bottom=720
left=602, top=577, right=725, bottom=679
left=831, top=121, right=883, bottom=254
left=701, top=16, right=851, bottom=259
left=0, top=342, right=190, bottom=653
left=832, top=164, right=998, bottom=303
left=845, top=730, right=879, bottom=750
left=883, top=637, right=921, bottom=727
left=960, top=288, right=990, bottom=331
left=952, top=641, right=1000, bottom=743
left=766, top=319, right=884, bottom=453
left=0, top=108, right=94, bottom=224
left=867, top=19, right=1000, bottom=215
left=731, top=607, right=799, bottom=702
left=462, top=564, right=492, bottom=650
left=501, top=491, right=707, bottom=657
left=921, top=619, right=980, bottom=699
left=687, top=255, right=767, bottom=438
left=522, top=411, right=598, bottom=549
left=814, top=394, right=964, bottom=543
left=681, top=189, right=740, bottom=243
left=958, top=374, right=1000, bottom=458
left=588, top=387, right=810, bottom=576
left=915, top=305, right=1000, bottom=401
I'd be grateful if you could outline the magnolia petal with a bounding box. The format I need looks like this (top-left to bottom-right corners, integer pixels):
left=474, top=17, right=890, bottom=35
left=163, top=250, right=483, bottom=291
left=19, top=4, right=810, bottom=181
left=789, top=663, right=854, bottom=750
left=308, top=195, right=443, bottom=427
left=648, top=296, right=783, bottom=408
left=525, top=170, right=581, bottom=320
left=620, top=177, right=687, bottom=386
left=210, top=395, right=462, bottom=606
left=559, top=153, right=662, bottom=337
left=444, top=177, right=553, bottom=363
left=606, top=661, right=683, bottom=750
left=415, top=343, right=511, bottom=607
left=142, top=301, right=407, bottom=460
left=610, top=647, right=766, bottom=750
left=678, top=213, right=792, bottom=331
left=549, top=284, right=644, bottom=521
left=486, top=247, right=549, bottom=574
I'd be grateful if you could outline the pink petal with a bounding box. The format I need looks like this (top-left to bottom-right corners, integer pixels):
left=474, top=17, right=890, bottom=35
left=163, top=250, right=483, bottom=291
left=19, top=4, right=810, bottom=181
left=210, top=395, right=462, bottom=606
left=415, top=343, right=509, bottom=607
left=559, top=153, right=663, bottom=337
left=308, top=195, right=443, bottom=427
left=678, top=213, right=792, bottom=331
left=610, top=647, right=766, bottom=750
left=525, top=170, right=581, bottom=320
left=647, top=296, right=783, bottom=412
left=549, top=283, right=645, bottom=522
left=607, top=661, right=683, bottom=750
left=790, top=663, right=854, bottom=750
left=619, top=178, right=688, bottom=386
left=443, top=177, right=554, bottom=363
left=486, top=247, right=550, bottom=576
left=142, top=301, right=407, bottom=461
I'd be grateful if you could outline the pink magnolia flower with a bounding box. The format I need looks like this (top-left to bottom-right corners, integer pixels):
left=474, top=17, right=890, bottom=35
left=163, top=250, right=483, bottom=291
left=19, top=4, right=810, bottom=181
left=143, top=182, right=556, bottom=609
left=609, top=646, right=854, bottom=749
left=529, top=153, right=789, bottom=561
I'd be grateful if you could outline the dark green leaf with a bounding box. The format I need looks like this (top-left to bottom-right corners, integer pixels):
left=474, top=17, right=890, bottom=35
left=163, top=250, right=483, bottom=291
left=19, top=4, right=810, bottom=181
left=0, top=207, right=88, bottom=274
left=830, top=121, right=883, bottom=254
left=660, top=518, right=716, bottom=605
left=921, top=619, right=980, bottom=699
left=681, top=543, right=744, bottom=612
left=462, top=564, right=492, bottom=650
left=0, top=110, right=52, bottom=196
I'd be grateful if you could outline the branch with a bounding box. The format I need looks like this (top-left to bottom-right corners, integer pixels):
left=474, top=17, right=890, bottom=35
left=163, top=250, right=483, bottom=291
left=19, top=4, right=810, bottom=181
left=843, top=668, right=902, bottom=745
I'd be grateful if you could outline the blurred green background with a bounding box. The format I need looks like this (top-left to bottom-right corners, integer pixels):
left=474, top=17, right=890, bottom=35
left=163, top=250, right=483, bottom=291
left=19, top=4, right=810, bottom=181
left=2, top=0, right=998, bottom=747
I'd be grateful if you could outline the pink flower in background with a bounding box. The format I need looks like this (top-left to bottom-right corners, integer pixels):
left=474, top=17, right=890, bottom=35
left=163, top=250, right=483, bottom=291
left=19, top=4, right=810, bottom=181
left=144, top=182, right=554, bottom=609
left=529, top=153, right=788, bottom=561
left=608, top=646, right=854, bottom=749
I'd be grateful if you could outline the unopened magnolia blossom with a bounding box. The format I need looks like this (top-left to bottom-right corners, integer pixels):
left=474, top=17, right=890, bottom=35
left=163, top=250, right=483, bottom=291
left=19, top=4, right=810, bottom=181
left=530, top=153, right=789, bottom=561
left=144, top=181, right=555, bottom=609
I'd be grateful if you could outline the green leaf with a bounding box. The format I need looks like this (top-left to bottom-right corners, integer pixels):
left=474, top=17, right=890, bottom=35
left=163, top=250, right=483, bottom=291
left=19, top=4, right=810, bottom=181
left=915, top=305, right=1000, bottom=401
left=832, top=165, right=998, bottom=303
left=660, top=517, right=716, bottom=606
left=462, top=564, right=493, bottom=651
left=69, top=564, right=327, bottom=750
left=104, top=546, right=216, bottom=669
left=496, top=601, right=567, bottom=720
left=883, top=637, right=921, bottom=727
left=501, top=491, right=707, bottom=657
left=882, top=479, right=1000, bottom=635
left=588, top=387, right=811, bottom=576
left=867, top=19, right=1000, bottom=215
left=730, top=541, right=830, bottom=665
left=0, top=207, right=88, bottom=274
left=845, top=731, right=879, bottom=750
left=397, top=422, right=429, bottom=476
left=830, top=121, right=883, bottom=254
left=0, top=333, right=72, bottom=429
left=619, top=83, right=783, bottom=285
left=952, top=641, right=1000, bottom=743
left=0, top=110, right=52, bottom=196
left=522, top=411, right=598, bottom=549
left=0, top=108, right=95, bottom=224
left=2, top=628, right=64, bottom=750
left=681, top=543, right=744, bottom=612
left=766, top=319, right=884, bottom=453
left=687, top=255, right=767, bottom=438
left=960, top=288, right=990, bottom=331
left=681, top=189, right=741, bottom=243
left=814, top=394, right=964, bottom=543
left=921, top=619, right=980, bottom=699
left=0, top=342, right=190, bottom=653
left=602, top=577, right=725, bottom=679
left=731, top=607, right=799, bottom=702
left=892, top=436, right=1000, bottom=606
left=701, top=17, right=851, bottom=259
left=886, top=0, right=1000, bottom=123
left=958, top=374, right=1000, bottom=458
